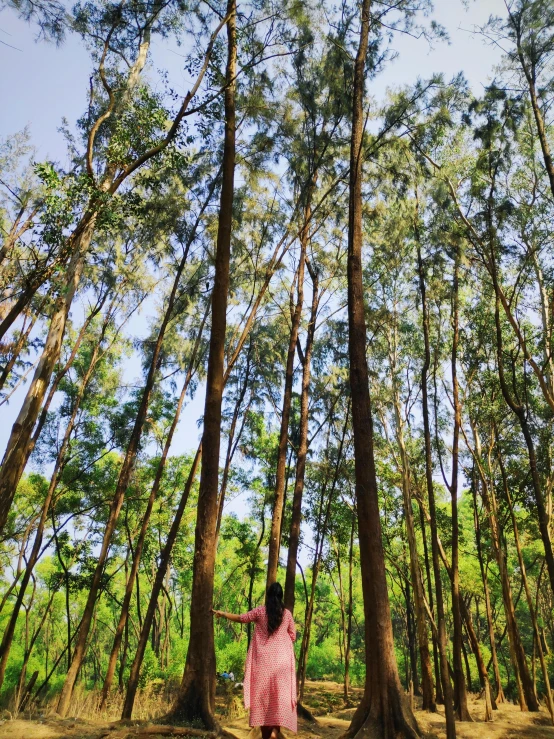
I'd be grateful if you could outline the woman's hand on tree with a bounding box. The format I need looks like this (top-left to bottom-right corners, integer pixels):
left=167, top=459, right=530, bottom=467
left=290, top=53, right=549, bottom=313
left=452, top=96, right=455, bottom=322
left=212, top=608, right=224, bottom=619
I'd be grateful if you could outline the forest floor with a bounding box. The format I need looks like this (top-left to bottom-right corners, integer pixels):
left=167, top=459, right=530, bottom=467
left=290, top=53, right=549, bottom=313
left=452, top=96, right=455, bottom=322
left=0, top=680, right=553, bottom=739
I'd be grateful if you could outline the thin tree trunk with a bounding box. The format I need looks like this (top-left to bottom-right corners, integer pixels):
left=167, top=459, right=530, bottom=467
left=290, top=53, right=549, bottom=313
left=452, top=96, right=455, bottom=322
left=122, top=446, right=202, bottom=718
left=469, top=422, right=537, bottom=712
left=297, top=408, right=349, bottom=702
left=56, top=226, right=197, bottom=717
left=0, top=308, right=40, bottom=395
left=472, top=473, right=505, bottom=705
left=266, top=239, right=307, bottom=586
left=418, top=500, right=443, bottom=704
left=415, top=223, right=456, bottom=738
left=490, top=259, right=554, bottom=595
left=448, top=247, right=471, bottom=722
left=284, top=260, right=319, bottom=612
left=344, top=510, right=355, bottom=703
left=389, top=324, right=435, bottom=712
left=215, top=349, right=252, bottom=541
left=344, top=3, right=418, bottom=736
left=499, top=447, right=554, bottom=723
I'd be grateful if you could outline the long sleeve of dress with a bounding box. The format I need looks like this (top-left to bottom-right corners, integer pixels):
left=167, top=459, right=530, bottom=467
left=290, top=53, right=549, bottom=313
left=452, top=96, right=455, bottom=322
left=238, top=606, right=262, bottom=624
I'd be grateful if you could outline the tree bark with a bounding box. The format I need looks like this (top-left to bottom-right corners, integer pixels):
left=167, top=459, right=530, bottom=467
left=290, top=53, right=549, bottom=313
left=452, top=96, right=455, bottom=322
left=166, top=4, right=236, bottom=726
left=344, top=3, right=419, bottom=736
left=448, top=246, right=471, bottom=722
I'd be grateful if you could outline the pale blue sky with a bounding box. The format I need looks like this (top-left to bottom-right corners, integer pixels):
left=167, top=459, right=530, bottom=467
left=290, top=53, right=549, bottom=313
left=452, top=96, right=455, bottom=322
left=0, top=0, right=506, bottom=535
left=1, top=0, right=506, bottom=162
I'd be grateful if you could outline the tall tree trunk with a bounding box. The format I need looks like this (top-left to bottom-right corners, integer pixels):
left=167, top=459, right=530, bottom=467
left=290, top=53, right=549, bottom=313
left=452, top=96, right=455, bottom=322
left=166, top=4, right=236, bottom=726
left=448, top=247, right=472, bottom=722
left=460, top=597, right=494, bottom=721
left=389, top=326, right=435, bottom=712
left=266, top=239, right=307, bottom=586
left=344, top=3, right=418, bottom=736
left=99, top=307, right=207, bottom=709
left=404, top=578, right=419, bottom=695
left=284, top=260, right=319, bottom=612
left=415, top=228, right=456, bottom=738
left=489, top=255, right=554, bottom=594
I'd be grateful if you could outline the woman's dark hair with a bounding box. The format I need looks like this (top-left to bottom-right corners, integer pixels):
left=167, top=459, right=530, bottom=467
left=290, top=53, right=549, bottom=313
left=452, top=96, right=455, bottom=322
left=266, top=582, right=284, bottom=635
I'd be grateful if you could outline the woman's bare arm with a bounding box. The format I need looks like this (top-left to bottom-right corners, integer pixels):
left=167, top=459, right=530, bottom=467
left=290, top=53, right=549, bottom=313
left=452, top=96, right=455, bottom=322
left=212, top=609, right=242, bottom=623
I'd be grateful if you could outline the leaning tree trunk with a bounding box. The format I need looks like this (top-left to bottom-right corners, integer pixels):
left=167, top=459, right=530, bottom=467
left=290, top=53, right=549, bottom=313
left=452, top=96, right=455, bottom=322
left=167, top=3, right=236, bottom=726
left=56, top=235, right=194, bottom=717
left=498, top=447, right=554, bottom=723
left=122, top=447, right=202, bottom=719
left=0, top=322, right=105, bottom=691
left=418, top=500, right=443, bottom=704
left=415, top=231, right=456, bottom=738
left=100, top=307, right=207, bottom=709
left=343, top=3, right=418, bottom=737
left=470, top=422, right=537, bottom=712
left=0, top=215, right=96, bottom=534
left=284, top=259, right=319, bottom=612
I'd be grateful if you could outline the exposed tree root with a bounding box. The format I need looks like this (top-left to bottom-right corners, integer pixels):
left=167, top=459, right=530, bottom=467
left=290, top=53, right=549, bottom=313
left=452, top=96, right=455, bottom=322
left=297, top=702, right=317, bottom=722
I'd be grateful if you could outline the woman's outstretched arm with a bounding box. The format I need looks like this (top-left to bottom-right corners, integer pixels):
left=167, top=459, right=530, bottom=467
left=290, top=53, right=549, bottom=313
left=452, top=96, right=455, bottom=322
left=212, top=609, right=242, bottom=623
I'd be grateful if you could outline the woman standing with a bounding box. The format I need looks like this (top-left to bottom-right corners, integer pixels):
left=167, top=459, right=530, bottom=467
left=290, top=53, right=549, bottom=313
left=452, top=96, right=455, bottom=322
left=213, top=582, right=297, bottom=738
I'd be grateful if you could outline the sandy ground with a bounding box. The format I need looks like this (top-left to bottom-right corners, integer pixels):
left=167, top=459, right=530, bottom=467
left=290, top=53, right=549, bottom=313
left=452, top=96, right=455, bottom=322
left=1, top=681, right=553, bottom=739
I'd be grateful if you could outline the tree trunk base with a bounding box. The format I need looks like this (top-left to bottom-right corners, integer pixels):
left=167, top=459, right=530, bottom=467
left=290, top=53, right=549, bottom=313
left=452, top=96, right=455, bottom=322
left=297, top=702, right=317, bottom=722
left=166, top=674, right=218, bottom=731
left=342, top=688, right=420, bottom=739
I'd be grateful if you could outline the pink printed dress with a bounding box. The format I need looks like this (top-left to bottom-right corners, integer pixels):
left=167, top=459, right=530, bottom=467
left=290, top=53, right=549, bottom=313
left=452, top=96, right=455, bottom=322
left=238, top=605, right=297, bottom=732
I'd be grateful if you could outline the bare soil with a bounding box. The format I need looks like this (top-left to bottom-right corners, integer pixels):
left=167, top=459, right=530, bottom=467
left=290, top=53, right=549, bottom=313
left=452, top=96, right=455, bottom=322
left=1, top=680, right=553, bottom=739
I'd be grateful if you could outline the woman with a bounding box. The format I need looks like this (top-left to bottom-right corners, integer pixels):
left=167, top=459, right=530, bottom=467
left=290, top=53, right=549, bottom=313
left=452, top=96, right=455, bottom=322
left=213, top=582, right=297, bottom=739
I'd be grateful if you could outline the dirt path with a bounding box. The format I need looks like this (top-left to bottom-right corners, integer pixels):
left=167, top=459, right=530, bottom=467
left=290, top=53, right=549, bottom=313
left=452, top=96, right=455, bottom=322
left=1, top=682, right=553, bottom=739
